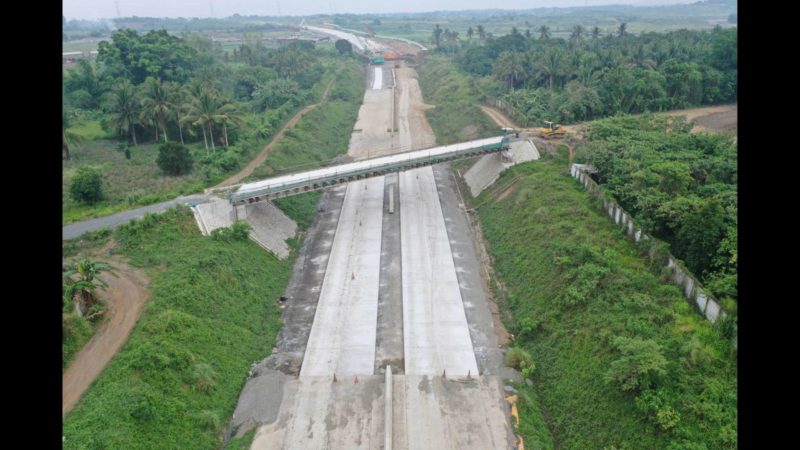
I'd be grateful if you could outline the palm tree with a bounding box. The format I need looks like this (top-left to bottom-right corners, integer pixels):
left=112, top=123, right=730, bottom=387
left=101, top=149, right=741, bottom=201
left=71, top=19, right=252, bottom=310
left=172, top=94, right=188, bottom=145
left=493, top=51, right=527, bottom=88
left=592, top=26, right=602, bottom=40
left=140, top=77, right=173, bottom=143
left=476, top=25, right=486, bottom=41
left=217, top=98, right=246, bottom=148
left=538, top=25, right=551, bottom=40
left=570, top=25, right=585, bottom=45
left=63, top=256, right=115, bottom=317
left=467, top=27, right=474, bottom=40
left=618, top=22, right=628, bottom=38
left=540, top=48, right=565, bottom=90
left=432, top=24, right=443, bottom=48
left=186, top=88, right=223, bottom=152
left=107, top=80, right=141, bottom=145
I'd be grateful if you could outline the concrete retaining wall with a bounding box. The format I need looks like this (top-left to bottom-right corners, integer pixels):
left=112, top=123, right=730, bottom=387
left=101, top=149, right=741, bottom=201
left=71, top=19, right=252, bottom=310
left=570, top=164, right=736, bottom=347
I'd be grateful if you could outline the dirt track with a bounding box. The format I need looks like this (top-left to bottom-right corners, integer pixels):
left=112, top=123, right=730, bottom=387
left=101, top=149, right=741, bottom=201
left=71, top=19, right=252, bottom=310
left=480, top=103, right=737, bottom=138
left=213, top=79, right=336, bottom=189
left=665, top=104, right=737, bottom=137
left=62, top=257, right=150, bottom=416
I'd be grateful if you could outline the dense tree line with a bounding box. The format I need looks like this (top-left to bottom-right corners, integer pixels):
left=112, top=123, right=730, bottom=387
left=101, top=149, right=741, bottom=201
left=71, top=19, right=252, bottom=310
left=576, top=115, right=737, bottom=312
left=428, top=25, right=736, bottom=124
left=63, top=29, right=326, bottom=169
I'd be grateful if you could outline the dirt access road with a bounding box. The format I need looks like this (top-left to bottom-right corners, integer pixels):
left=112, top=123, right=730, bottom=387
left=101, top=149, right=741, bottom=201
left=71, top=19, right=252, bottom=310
left=481, top=103, right=737, bottom=137
left=62, top=253, right=150, bottom=416
left=213, top=79, right=337, bottom=189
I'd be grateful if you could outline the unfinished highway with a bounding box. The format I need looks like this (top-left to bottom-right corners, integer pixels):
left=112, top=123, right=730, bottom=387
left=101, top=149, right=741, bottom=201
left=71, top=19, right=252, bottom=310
left=233, top=27, right=514, bottom=450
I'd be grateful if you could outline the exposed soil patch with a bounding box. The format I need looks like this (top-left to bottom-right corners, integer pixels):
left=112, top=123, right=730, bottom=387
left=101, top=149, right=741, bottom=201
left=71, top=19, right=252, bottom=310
left=664, top=104, right=737, bottom=138
left=63, top=244, right=150, bottom=415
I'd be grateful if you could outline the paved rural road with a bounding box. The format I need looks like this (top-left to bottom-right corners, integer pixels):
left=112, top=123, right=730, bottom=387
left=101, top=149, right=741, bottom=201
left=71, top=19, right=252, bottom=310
left=62, top=194, right=212, bottom=240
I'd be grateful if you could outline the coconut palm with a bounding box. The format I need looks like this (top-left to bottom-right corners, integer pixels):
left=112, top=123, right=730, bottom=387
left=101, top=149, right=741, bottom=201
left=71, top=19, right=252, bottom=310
left=570, top=25, right=585, bottom=45
left=140, top=77, right=173, bottom=143
left=618, top=22, right=628, bottom=38
left=217, top=98, right=246, bottom=148
left=540, top=48, right=566, bottom=90
left=592, top=26, right=602, bottom=40
left=107, top=80, right=141, bottom=145
left=476, top=25, right=486, bottom=41
left=186, top=88, right=224, bottom=152
left=538, top=25, right=551, bottom=40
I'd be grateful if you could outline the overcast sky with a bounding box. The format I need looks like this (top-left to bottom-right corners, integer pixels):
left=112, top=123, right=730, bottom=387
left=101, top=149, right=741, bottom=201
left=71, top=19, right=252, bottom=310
left=63, top=0, right=697, bottom=21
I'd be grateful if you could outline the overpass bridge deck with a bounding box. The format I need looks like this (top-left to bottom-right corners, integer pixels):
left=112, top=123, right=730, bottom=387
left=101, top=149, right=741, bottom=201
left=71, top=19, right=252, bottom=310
left=227, top=135, right=511, bottom=205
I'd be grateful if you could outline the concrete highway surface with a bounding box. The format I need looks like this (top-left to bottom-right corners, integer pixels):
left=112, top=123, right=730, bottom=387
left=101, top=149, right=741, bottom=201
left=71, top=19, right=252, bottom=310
left=235, top=27, right=515, bottom=449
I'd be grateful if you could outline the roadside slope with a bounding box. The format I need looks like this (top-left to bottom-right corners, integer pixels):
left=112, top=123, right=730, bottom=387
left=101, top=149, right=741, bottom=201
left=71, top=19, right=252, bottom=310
left=213, top=79, right=336, bottom=189
left=471, top=156, right=737, bottom=449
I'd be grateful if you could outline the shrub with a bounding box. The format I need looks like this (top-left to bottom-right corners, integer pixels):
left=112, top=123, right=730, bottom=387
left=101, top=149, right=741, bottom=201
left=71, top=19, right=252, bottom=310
left=210, top=220, right=252, bottom=242
left=604, top=336, right=668, bottom=392
left=515, top=317, right=540, bottom=340
left=70, top=166, right=104, bottom=204
left=191, top=362, right=217, bottom=394
left=156, top=142, right=193, bottom=175
left=505, top=346, right=534, bottom=370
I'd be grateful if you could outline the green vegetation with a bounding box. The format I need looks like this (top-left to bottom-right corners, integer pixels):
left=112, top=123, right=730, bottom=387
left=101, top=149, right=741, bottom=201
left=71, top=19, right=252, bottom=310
left=62, top=141, right=206, bottom=224
left=157, top=142, right=194, bottom=175
left=63, top=26, right=361, bottom=224
left=248, top=60, right=363, bottom=180
left=69, top=166, right=104, bottom=204
left=62, top=206, right=293, bottom=449
left=62, top=255, right=115, bottom=368
left=274, top=192, right=323, bottom=230
left=576, top=114, right=737, bottom=311
left=418, top=55, right=499, bottom=145
left=224, top=428, right=256, bottom=450
left=62, top=314, right=94, bottom=369
left=416, top=25, right=737, bottom=127
left=471, top=155, right=737, bottom=449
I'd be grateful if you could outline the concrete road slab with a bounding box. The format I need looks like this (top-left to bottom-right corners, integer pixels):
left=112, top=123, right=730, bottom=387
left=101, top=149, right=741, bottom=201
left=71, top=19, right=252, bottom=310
left=400, top=167, right=479, bottom=378
left=399, top=375, right=514, bottom=450
left=301, top=177, right=385, bottom=377
left=251, top=376, right=385, bottom=450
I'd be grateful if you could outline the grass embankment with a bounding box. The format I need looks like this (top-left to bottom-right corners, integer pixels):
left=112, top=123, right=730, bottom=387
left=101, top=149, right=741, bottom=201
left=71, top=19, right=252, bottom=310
left=62, top=313, right=95, bottom=369
left=244, top=58, right=364, bottom=227
left=62, top=206, right=309, bottom=449
left=417, top=55, right=499, bottom=145
left=62, top=57, right=361, bottom=226
left=247, top=59, right=364, bottom=181
left=470, top=154, right=737, bottom=449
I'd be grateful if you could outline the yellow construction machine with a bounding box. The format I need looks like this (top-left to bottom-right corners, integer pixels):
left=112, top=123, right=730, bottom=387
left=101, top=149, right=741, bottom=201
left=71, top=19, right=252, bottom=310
left=540, top=120, right=566, bottom=139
